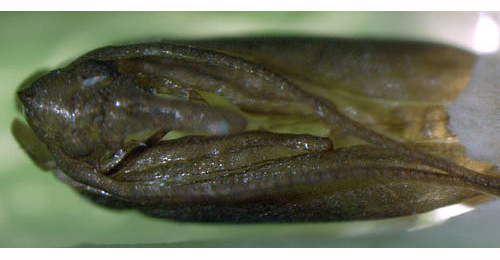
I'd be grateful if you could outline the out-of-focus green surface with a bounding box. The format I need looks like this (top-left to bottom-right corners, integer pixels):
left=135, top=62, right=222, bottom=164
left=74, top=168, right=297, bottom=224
left=2, top=11, right=494, bottom=247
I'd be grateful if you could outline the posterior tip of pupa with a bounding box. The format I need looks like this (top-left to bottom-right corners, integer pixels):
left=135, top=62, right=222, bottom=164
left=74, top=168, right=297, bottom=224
left=447, top=51, right=500, bottom=167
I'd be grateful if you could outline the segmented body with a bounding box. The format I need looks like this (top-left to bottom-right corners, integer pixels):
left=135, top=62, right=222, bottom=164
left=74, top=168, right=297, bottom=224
left=13, top=37, right=498, bottom=222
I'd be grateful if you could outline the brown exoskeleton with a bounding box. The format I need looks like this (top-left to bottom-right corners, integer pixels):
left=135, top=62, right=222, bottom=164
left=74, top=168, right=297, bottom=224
left=12, top=37, right=500, bottom=222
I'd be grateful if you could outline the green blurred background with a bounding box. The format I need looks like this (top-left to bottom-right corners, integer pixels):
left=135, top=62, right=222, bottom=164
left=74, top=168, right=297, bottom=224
left=2, top=11, right=497, bottom=247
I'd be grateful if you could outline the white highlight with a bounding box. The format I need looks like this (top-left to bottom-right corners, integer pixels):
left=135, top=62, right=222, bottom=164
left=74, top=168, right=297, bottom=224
left=473, top=13, right=500, bottom=53
left=81, top=75, right=108, bottom=87
left=409, top=204, right=474, bottom=231
left=430, top=204, right=474, bottom=223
